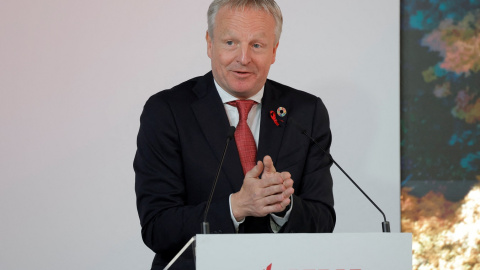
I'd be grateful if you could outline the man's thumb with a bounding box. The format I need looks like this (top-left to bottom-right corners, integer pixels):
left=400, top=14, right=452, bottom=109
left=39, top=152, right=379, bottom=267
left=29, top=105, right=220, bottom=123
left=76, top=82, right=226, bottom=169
left=245, top=160, right=263, bottom=179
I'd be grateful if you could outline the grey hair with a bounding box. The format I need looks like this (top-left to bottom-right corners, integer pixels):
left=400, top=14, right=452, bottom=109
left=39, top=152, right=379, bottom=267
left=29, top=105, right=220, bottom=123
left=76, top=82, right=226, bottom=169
left=207, top=0, right=283, bottom=44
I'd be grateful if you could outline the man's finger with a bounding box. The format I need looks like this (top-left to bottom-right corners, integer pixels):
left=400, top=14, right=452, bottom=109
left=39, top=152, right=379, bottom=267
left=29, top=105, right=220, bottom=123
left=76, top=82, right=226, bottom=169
left=282, top=178, right=294, bottom=189
left=283, top=187, right=295, bottom=198
left=260, top=173, right=284, bottom=188
left=262, top=193, right=286, bottom=206
left=262, top=183, right=286, bottom=197
left=262, top=155, right=276, bottom=174
left=279, top=197, right=291, bottom=209
left=245, top=160, right=263, bottom=179
left=280, top=171, right=291, bottom=181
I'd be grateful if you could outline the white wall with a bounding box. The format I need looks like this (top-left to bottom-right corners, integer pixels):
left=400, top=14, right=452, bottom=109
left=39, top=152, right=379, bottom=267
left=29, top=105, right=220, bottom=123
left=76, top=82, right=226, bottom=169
left=0, top=1, right=399, bottom=269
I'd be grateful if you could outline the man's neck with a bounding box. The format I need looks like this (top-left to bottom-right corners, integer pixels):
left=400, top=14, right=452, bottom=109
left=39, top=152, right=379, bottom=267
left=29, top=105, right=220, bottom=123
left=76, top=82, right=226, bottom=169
left=213, top=79, right=264, bottom=104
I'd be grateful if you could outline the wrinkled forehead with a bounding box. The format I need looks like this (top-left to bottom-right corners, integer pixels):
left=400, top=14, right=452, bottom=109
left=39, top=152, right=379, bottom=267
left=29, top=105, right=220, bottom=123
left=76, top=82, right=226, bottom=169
left=208, top=1, right=282, bottom=43
left=214, top=6, right=276, bottom=37
left=216, top=5, right=275, bottom=24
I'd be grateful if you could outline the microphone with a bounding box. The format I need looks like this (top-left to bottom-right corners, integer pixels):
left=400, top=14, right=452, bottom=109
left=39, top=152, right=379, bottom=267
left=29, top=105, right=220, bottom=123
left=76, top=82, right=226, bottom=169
left=288, top=117, right=390, bottom=233
left=202, top=126, right=236, bottom=234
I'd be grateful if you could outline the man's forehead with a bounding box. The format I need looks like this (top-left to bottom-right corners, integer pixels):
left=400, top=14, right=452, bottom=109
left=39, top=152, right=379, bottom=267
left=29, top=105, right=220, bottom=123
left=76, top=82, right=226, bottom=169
left=218, top=28, right=270, bottom=41
left=214, top=7, right=275, bottom=33
left=216, top=5, right=274, bottom=22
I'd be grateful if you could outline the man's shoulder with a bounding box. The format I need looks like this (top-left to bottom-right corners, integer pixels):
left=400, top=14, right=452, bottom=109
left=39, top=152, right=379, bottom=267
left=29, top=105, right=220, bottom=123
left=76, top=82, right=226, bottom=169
left=147, top=72, right=213, bottom=104
left=266, top=78, right=319, bottom=101
left=154, top=74, right=207, bottom=97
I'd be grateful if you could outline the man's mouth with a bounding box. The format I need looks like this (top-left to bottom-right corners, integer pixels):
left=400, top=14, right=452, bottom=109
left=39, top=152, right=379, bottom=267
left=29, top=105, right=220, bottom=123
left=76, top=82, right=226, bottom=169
left=232, top=70, right=252, bottom=76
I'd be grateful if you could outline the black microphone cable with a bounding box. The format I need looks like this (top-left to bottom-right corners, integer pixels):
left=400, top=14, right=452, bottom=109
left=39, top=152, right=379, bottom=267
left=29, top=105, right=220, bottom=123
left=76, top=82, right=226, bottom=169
left=202, top=126, right=236, bottom=234
left=288, top=117, right=390, bottom=232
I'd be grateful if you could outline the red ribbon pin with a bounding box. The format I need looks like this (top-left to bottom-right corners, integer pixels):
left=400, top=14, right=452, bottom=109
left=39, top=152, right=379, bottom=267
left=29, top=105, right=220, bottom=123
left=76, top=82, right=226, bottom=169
left=270, top=110, right=283, bottom=126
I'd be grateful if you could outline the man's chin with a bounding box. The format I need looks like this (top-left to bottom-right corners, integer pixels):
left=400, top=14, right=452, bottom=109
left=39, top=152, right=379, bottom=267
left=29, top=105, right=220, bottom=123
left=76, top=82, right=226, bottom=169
left=229, top=85, right=260, bottom=98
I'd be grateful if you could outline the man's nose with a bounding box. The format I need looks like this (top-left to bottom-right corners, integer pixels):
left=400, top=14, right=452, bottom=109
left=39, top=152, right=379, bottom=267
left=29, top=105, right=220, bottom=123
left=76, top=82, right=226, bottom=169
left=237, top=45, right=251, bottom=65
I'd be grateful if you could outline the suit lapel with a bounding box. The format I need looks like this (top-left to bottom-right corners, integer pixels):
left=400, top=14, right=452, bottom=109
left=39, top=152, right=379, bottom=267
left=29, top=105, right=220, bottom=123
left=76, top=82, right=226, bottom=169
left=190, top=74, right=289, bottom=191
left=191, top=72, right=244, bottom=192
left=257, top=80, right=289, bottom=166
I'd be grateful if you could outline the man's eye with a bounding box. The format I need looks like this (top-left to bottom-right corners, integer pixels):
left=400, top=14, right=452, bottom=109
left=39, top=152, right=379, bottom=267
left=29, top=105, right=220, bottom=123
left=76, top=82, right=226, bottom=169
left=253, top=44, right=261, bottom=48
left=226, top=41, right=234, bottom=46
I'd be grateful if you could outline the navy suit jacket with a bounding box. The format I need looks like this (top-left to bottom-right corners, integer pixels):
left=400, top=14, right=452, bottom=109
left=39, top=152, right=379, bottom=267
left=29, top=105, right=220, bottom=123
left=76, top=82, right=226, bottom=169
left=134, top=72, right=335, bottom=269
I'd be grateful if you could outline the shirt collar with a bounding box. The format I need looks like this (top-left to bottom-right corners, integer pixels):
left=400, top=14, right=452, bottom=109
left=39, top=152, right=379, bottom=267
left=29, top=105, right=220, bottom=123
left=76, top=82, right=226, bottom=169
left=214, top=79, right=264, bottom=104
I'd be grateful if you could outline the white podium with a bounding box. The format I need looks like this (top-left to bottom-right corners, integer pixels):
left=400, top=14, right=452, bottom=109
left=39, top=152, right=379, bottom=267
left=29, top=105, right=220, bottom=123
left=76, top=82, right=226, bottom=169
left=195, top=233, right=412, bottom=270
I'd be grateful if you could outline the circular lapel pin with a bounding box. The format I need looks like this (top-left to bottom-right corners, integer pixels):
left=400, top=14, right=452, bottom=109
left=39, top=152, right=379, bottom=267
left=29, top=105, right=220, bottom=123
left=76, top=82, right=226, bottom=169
left=277, top=107, right=287, bottom=117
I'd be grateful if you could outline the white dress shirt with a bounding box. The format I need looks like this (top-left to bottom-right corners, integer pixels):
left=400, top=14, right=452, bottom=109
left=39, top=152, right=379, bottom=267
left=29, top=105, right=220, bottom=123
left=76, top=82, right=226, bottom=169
left=214, top=80, right=292, bottom=233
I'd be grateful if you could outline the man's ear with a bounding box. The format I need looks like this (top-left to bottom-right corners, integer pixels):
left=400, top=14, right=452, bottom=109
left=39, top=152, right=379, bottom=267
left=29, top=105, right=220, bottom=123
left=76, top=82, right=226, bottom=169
left=271, top=41, right=279, bottom=64
left=206, top=31, right=212, bottom=59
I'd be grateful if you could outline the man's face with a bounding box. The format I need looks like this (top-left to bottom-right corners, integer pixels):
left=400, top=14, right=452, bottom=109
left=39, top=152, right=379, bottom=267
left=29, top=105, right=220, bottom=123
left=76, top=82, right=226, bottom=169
left=206, top=7, right=279, bottom=99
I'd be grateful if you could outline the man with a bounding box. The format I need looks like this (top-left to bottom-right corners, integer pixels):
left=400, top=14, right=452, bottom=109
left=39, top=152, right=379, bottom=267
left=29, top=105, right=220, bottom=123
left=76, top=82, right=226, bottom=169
left=134, top=0, right=335, bottom=269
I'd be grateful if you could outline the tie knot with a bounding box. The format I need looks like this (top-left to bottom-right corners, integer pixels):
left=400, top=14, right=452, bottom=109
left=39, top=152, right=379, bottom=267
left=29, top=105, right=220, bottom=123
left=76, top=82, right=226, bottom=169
left=227, top=100, right=256, bottom=120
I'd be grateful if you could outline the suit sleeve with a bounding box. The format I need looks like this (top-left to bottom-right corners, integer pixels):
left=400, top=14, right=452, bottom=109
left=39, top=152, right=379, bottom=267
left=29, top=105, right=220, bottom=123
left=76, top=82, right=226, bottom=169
left=281, top=97, right=336, bottom=233
left=133, top=94, right=235, bottom=256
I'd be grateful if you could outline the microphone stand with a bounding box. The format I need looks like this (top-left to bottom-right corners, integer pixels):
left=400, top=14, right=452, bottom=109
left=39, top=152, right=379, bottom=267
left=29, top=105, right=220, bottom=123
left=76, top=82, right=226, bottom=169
left=163, top=127, right=235, bottom=270
left=202, top=126, right=235, bottom=233
left=289, top=118, right=390, bottom=232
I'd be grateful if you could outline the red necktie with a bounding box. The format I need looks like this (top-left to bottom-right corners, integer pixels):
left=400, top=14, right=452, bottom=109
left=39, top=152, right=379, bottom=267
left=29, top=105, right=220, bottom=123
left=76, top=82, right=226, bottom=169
left=227, top=100, right=257, bottom=174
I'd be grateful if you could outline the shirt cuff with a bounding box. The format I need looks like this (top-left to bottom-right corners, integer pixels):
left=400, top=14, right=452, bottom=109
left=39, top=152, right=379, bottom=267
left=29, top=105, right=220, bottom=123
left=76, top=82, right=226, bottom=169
left=229, top=194, right=245, bottom=232
left=269, top=196, right=293, bottom=232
